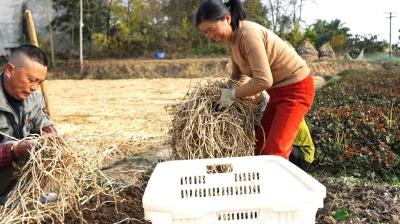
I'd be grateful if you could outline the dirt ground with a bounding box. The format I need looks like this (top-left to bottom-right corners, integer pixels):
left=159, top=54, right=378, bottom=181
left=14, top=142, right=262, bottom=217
left=62, top=181, right=151, bottom=224
left=45, top=77, right=399, bottom=224
left=47, top=78, right=197, bottom=136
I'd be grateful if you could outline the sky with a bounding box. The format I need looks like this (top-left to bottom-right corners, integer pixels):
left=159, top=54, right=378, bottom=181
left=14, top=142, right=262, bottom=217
left=301, top=0, right=400, bottom=43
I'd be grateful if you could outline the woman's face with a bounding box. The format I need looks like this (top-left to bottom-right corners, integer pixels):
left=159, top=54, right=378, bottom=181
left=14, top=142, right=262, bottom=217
left=198, top=15, right=232, bottom=42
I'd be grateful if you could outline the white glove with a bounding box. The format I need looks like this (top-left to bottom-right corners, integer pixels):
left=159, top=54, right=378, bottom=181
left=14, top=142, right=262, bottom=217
left=39, top=191, right=58, bottom=204
left=216, top=88, right=236, bottom=110
left=256, top=91, right=269, bottom=122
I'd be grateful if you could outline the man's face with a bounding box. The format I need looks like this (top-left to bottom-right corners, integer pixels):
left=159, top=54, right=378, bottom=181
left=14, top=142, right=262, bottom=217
left=4, top=58, right=47, bottom=100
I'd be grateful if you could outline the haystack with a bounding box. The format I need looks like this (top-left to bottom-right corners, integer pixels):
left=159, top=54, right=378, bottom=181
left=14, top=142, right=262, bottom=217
left=169, top=79, right=258, bottom=160
left=319, top=42, right=336, bottom=60
left=297, top=40, right=319, bottom=62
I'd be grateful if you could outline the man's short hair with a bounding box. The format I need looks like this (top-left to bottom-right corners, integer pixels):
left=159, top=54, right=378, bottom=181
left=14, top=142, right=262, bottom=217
left=9, top=45, right=48, bottom=67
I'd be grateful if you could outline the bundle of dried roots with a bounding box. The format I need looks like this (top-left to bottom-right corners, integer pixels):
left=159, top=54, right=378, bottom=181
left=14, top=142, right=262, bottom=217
left=169, top=79, right=258, bottom=160
left=0, top=134, right=117, bottom=223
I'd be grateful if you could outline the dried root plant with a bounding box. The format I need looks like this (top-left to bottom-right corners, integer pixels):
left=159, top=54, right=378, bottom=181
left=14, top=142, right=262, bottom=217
left=0, top=134, right=117, bottom=223
left=169, top=79, right=258, bottom=160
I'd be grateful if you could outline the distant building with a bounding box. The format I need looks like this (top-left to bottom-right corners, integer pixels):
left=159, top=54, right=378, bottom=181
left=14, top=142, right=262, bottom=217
left=0, top=0, right=54, bottom=56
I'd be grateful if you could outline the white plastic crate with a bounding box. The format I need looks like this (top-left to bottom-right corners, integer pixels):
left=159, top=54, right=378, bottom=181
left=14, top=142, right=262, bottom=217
left=142, top=155, right=326, bottom=224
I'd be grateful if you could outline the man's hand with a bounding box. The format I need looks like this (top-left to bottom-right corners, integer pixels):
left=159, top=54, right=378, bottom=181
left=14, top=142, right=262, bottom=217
left=12, top=140, right=34, bottom=158
left=215, top=88, right=236, bottom=111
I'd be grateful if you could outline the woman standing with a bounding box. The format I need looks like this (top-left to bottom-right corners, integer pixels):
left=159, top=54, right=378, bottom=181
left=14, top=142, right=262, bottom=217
left=196, top=0, right=315, bottom=170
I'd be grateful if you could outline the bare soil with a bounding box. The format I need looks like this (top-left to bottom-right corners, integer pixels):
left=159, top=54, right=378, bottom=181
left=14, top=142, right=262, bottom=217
left=316, top=177, right=400, bottom=224
left=47, top=78, right=191, bottom=134
left=64, top=178, right=151, bottom=224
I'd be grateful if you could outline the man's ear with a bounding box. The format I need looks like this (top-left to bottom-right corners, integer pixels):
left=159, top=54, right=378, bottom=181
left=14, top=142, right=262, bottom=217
left=4, top=63, right=15, bottom=78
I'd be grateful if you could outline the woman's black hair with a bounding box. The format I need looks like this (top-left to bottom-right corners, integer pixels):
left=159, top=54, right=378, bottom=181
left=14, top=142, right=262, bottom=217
left=195, top=0, right=247, bottom=31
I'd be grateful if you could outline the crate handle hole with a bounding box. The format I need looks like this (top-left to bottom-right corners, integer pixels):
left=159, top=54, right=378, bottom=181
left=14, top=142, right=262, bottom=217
left=206, top=164, right=233, bottom=174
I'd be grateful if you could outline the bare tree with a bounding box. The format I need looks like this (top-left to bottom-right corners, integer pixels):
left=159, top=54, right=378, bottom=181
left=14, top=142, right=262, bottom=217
left=290, top=0, right=308, bottom=25
left=266, top=0, right=281, bottom=33
left=106, top=0, right=113, bottom=35
left=296, top=0, right=316, bottom=24
left=299, top=0, right=303, bottom=23
left=266, top=0, right=292, bottom=33
left=266, top=0, right=314, bottom=34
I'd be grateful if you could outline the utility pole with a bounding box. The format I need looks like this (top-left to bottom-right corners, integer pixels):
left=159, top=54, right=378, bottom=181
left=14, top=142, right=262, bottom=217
left=386, top=12, right=395, bottom=59
left=79, top=0, right=83, bottom=78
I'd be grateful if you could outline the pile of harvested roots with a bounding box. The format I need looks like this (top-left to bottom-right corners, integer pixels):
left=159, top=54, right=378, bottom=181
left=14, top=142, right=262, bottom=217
left=0, top=134, right=117, bottom=223
left=169, top=79, right=258, bottom=160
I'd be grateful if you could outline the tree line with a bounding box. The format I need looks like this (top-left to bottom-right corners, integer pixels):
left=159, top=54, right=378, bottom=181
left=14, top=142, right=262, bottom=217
left=43, top=0, right=394, bottom=60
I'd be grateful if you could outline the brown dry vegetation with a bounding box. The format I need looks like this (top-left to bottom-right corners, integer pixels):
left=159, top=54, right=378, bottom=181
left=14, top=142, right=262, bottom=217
left=48, top=58, right=385, bottom=80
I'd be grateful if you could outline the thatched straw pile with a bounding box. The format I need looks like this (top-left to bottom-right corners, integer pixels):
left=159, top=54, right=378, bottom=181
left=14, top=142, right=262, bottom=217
left=0, top=134, right=117, bottom=223
left=169, top=79, right=258, bottom=160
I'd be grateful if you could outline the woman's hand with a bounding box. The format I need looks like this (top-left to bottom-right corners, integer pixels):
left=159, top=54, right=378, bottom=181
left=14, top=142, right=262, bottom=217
left=244, top=92, right=262, bottom=102
left=215, top=88, right=236, bottom=110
